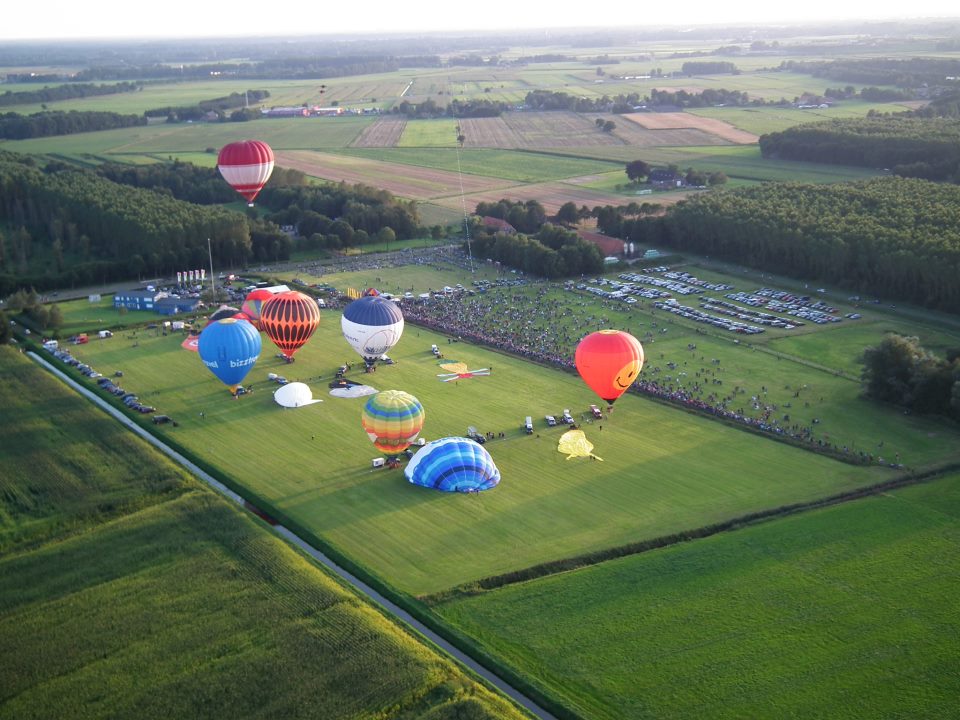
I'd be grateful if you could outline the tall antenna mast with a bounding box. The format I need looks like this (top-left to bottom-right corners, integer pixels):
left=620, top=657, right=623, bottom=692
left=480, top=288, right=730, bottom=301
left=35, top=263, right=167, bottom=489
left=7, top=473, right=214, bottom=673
left=453, top=115, right=474, bottom=274
left=208, top=238, right=217, bottom=301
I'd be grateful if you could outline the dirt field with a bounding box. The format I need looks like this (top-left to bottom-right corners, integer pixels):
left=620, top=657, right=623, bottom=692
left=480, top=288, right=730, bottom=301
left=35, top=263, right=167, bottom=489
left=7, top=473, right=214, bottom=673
left=274, top=150, right=516, bottom=200
left=350, top=117, right=407, bottom=147
left=621, top=112, right=758, bottom=144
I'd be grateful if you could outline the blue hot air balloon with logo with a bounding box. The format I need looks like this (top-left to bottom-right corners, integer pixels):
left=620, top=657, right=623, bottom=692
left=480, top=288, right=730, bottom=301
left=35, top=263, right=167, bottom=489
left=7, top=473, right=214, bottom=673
left=198, top=318, right=261, bottom=393
left=404, top=437, right=500, bottom=493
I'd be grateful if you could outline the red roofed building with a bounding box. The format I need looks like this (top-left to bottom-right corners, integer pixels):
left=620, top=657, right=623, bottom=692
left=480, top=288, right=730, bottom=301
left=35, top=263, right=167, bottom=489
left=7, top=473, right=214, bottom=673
left=577, top=229, right=625, bottom=257
left=480, top=216, right=517, bottom=234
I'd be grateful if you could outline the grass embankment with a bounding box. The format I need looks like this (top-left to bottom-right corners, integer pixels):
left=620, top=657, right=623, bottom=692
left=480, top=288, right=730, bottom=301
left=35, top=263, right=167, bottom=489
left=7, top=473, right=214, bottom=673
left=0, top=347, right=528, bottom=720
left=436, top=471, right=960, bottom=719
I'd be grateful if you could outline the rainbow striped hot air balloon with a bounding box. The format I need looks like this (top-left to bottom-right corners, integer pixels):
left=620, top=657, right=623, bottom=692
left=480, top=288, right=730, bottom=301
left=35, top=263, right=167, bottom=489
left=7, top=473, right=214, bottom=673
left=361, top=390, right=425, bottom=456
left=405, top=437, right=500, bottom=493
left=259, top=290, right=321, bottom=361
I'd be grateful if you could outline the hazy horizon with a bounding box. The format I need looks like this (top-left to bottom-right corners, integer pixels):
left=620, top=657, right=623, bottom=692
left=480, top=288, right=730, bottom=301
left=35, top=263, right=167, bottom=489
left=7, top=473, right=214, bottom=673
left=3, top=0, right=960, bottom=42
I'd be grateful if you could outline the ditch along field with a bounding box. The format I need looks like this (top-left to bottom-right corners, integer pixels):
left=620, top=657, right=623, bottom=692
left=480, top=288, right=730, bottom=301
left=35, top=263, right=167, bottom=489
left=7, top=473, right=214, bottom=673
left=55, top=258, right=960, bottom=600
left=0, top=347, right=526, bottom=720
left=435, top=471, right=960, bottom=719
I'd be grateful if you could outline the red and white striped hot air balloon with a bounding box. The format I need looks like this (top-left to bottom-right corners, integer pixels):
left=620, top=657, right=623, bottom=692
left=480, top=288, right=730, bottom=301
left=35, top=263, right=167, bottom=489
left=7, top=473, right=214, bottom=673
left=217, top=140, right=275, bottom=205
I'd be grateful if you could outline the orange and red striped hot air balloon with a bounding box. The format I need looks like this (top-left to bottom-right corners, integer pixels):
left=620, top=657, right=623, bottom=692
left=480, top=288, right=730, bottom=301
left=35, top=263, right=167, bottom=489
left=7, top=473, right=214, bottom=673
left=259, top=291, right=321, bottom=361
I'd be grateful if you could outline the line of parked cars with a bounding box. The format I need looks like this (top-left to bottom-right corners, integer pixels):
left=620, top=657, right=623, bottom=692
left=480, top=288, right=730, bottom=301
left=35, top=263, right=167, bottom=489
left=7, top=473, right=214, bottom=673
left=46, top=343, right=157, bottom=414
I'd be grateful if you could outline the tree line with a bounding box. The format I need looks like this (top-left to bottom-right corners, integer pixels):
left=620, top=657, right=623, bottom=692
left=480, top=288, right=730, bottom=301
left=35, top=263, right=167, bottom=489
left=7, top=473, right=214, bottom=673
left=143, top=90, right=271, bottom=121
left=758, top=116, right=960, bottom=182
left=597, top=177, right=960, bottom=313
left=779, top=57, right=960, bottom=88
left=680, top=61, right=739, bottom=75
left=0, top=81, right=141, bottom=107
left=862, top=334, right=960, bottom=421
left=469, top=222, right=605, bottom=279
left=0, top=110, right=147, bottom=139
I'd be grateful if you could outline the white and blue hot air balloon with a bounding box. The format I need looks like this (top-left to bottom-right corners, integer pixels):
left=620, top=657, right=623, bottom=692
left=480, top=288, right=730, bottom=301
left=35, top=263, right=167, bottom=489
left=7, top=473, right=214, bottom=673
left=340, top=295, right=404, bottom=369
left=404, top=437, right=501, bottom=493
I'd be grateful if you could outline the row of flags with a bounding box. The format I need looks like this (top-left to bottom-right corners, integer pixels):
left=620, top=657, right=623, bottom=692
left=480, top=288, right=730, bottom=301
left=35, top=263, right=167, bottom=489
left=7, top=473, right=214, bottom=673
left=177, top=269, right=207, bottom=284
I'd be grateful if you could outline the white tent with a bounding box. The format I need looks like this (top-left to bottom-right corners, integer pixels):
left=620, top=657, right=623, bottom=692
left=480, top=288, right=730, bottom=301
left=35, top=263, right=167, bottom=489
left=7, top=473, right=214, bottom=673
left=274, top=382, right=322, bottom=408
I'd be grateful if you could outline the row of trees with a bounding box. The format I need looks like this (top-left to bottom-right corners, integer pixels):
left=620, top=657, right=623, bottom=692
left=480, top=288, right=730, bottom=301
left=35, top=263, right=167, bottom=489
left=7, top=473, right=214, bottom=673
left=474, top=199, right=547, bottom=234
left=862, top=334, right=960, bottom=421
left=3, top=288, right=63, bottom=331
left=758, top=117, right=960, bottom=182
left=680, top=61, right=739, bottom=75
left=0, top=110, right=147, bottom=139
left=0, top=81, right=140, bottom=107
left=143, top=89, right=271, bottom=121
left=596, top=177, right=960, bottom=313
left=469, top=222, right=605, bottom=279
left=779, top=57, right=960, bottom=88
left=259, top=182, right=420, bottom=245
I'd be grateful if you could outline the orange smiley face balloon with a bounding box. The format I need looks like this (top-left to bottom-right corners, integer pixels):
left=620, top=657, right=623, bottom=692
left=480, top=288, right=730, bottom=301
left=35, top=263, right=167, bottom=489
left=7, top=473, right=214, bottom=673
left=575, top=330, right=645, bottom=406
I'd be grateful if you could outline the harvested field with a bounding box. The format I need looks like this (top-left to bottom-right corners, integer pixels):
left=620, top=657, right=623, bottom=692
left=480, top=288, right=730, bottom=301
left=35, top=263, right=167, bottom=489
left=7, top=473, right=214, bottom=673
left=274, top=150, right=515, bottom=200
left=430, top=180, right=694, bottom=215
left=350, top=117, right=407, bottom=147
left=458, top=112, right=732, bottom=149
left=622, top=112, right=759, bottom=144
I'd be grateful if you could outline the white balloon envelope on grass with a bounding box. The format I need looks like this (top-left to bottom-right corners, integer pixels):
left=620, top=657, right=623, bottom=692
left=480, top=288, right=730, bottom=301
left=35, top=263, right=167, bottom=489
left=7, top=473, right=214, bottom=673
left=274, top=382, right=322, bottom=408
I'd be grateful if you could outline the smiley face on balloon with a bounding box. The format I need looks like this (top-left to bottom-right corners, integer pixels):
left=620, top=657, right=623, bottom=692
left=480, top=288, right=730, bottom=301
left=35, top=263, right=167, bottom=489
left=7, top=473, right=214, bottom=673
left=614, top=357, right=644, bottom=390
left=575, top=330, right=645, bottom=406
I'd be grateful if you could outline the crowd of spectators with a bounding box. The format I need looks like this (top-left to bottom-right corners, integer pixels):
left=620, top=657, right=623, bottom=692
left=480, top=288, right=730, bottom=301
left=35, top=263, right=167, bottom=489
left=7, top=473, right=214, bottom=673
left=402, top=278, right=886, bottom=466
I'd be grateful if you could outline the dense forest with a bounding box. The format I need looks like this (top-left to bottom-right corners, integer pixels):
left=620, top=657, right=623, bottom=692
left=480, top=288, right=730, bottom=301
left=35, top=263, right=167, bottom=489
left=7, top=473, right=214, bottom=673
left=0, top=81, right=141, bottom=107
left=779, top=57, right=960, bottom=88
left=599, top=177, right=960, bottom=312
left=758, top=117, right=960, bottom=181
left=0, top=152, right=423, bottom=293
left=0, top=110, right=147, bottom=139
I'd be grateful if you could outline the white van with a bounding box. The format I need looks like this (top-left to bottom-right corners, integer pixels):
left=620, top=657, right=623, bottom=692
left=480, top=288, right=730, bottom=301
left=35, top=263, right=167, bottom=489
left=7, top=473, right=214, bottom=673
left=524, top=417, right=533, bottom=434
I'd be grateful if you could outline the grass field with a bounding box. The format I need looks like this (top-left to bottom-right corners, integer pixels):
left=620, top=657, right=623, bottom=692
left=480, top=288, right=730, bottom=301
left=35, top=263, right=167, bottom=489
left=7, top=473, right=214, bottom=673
left=57, top=251, right=960, bottom=597
left=340, top=147, right=624, bottom=183
left=435, top=471, right=960, bottom=719
left=0, top=347, right=527, bottom=720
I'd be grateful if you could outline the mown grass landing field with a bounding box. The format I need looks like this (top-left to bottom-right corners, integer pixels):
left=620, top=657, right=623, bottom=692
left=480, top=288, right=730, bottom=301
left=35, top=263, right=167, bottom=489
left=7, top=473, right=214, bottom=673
left=0, top=348, right=527, bottom=720
left=67, top=297, right=888, bottom=597
left=436, top=471, right=960, bottom=719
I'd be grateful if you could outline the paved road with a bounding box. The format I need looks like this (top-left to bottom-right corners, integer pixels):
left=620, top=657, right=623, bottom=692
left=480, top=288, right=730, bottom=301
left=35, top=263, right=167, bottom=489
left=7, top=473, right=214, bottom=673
left=28, top=351, right=557, bottom=720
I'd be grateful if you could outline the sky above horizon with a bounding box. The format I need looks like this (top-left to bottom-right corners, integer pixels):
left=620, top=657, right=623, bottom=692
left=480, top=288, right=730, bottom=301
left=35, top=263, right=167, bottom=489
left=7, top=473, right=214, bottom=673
left=3, top=0, right=959, bottom=41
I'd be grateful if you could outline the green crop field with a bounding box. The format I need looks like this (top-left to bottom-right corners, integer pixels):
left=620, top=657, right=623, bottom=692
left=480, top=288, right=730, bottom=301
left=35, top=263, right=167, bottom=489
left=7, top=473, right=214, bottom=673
left=340, top=147, right=624, bottom=183
left=0, top=347, right=527, bottom=720
left=398, top=118, right=460, bottom=147
left=435, top=471, right=960, bottom=719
